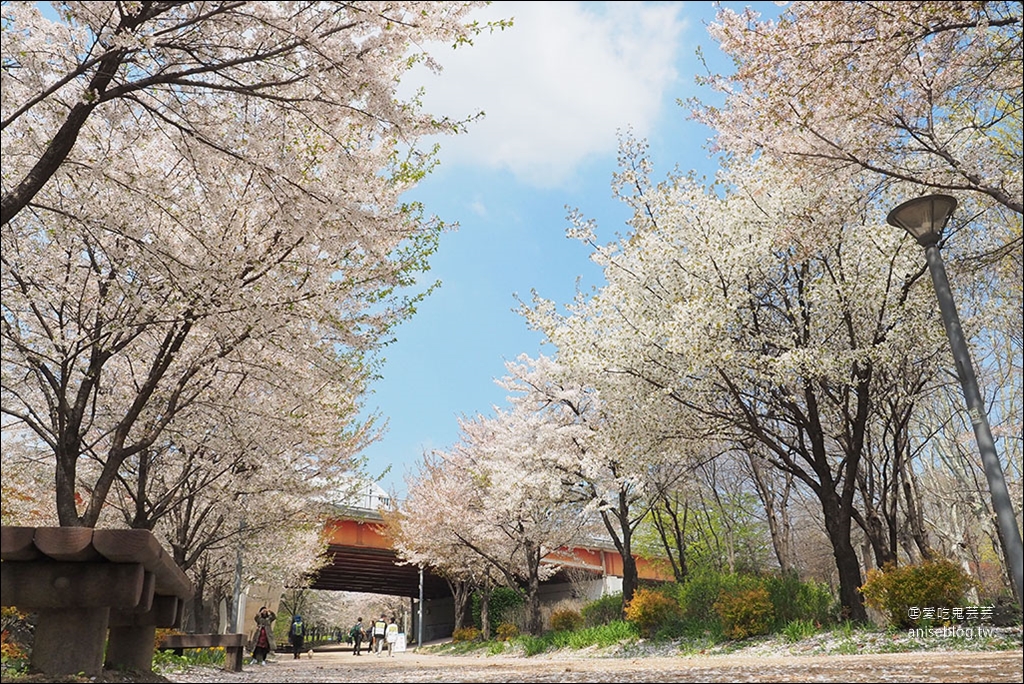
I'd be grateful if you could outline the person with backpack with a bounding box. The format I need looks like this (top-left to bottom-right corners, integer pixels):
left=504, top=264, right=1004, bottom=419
left=371, top=614, right=387, bottom=656
left=385, top=616, right=399, bottom=656
left=349, top=617, right=365, bottom=655
left=288, top=614, right=306, bottom=659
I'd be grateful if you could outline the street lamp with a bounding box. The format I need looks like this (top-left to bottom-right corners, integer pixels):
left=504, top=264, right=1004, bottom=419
left=887, top=194, right=1023, bottom=604
left=230, top=498, right=247, bottom=633
left=417, top=565, right=424, bottom=650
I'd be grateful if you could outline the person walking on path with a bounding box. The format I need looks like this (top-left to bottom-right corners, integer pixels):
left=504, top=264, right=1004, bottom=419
left=385, top=616, right=399, bottom=657
left=249, top=606, right=277, bottom=665
left=288, top=614, right=306, bottom=659
left=371, top=614, right=387, bottom=656
left=349, top=617, right=365, bottom=655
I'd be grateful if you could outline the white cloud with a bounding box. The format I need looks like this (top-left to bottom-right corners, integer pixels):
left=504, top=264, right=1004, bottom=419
left=405, top=1, right=688, bottom=188
left=468, top=198, right=488, bottom=217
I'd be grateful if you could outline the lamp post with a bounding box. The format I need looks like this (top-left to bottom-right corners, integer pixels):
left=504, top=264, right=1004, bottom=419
left=887, top=194, right=1023, bottom=604
left=230, top=494, right=248, bottom=633
left=417, top=565, right=424, bottom=650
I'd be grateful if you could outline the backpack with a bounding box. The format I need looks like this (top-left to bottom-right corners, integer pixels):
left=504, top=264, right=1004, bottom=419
left=349, top=624, right=362, bottom=639
left=292, top=620, right=304, bottom=636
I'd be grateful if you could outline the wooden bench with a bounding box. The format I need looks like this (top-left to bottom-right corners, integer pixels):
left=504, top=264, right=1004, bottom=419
left=0, top=525, right=194, bottom=678
left=159, top=633, right=246, bottom=671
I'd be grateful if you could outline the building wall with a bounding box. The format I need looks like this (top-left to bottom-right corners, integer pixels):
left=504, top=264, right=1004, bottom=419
left=414, top=595, right=456, bottom=644
left=420, top=574, right=628, bottom=640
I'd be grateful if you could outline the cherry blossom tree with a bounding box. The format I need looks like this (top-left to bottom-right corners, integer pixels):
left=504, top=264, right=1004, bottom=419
left=384, top=450, right=495, bottom=634
left=521, top=134, right=996, bottom=621
left=1, top=176, right=408, bottom=526
left=498, top=353, right=690, bottom=613
left=1, top=1, right=499, bottom=527
left=0, top=425, right=60, bottom=525
left=688, top=0, right=1021, bottom=599
left=2, top=372, right=357, bottom=628
left=0, top=412, right=335, bottom=631
left=392, top=408, right=592, bottom=636
left=692, top=1, right=1022, bottom=216
left=1, top=1, right=497, bottom=225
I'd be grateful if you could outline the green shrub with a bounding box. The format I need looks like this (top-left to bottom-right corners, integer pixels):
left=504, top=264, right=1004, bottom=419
left=624, top=587, right=683, bottom=638
left=518, top=634, right=547, bottom=656
left=581, top=593, right=623, bottom=627
left=153, top=646, right=224, bottom=668
left=495, top=622, right=519, bottom=641
left=763, top=572, right=836, bottom=628
left=651, top=616, right=693, bottom=641
left=547, top=619, right=638, bottom=649
left=678, top=568, right=727, bottom=624
left=549, top=607, right=583, bottom=632
left=591, top=620, right=639, bottom=646
left=558, top=620, right=638, bottom=649
left=714, top=585, right=774, bottom=640
left=472, top=587, right=524, bottom=628
left=782, top=618, right=819, bottom=643
left=452, top=626, right=481, bottom=643
left=859, top=559, right=978, bottom=628
left=677, top=568, right=759, bottom=627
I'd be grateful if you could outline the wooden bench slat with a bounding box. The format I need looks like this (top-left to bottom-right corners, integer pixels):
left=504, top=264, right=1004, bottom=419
left=92, top=529, right=163, bottom=565
left=111, top=595, right=181, bottom=628
left=160, top=633, right=246, bottom=649
left=91, top=528, right=161, bottom=565
left=136, top=571, right=156, bottom=613
left=34, top=527, right=102, bottom=562
left=1, top=561, right=146, bottom=609
left=159, top=633, right=246, bottom=671
left=151, top=551, right=193, bottom=600
left=0, top=526, right=40, bottom=561
left=93, top=528, right=193, bottom=601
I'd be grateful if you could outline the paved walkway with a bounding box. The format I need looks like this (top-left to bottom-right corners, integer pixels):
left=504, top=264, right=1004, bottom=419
left=164, top=648, right=1023, bottom=683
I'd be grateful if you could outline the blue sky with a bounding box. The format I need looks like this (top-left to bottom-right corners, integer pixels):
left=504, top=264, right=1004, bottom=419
left=367, top=1, right=784, bottom=497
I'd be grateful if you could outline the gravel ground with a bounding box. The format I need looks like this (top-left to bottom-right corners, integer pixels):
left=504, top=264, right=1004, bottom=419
left=155, top=627, right=1023, bottom=684
left=6, top=627, right=1021, bottom=683
left=160, top=648, right=1023, bottom=683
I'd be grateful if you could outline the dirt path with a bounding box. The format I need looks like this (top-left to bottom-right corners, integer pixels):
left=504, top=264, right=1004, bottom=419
left=162, top=648, right=1023, bottom=683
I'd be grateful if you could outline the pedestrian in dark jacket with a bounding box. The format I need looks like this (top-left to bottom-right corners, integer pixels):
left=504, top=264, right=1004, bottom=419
left=371, top=614, right=388, bottom=656
left=349, top=617, right=365, bottom=655
left=288, top=614, right=306, bottom=659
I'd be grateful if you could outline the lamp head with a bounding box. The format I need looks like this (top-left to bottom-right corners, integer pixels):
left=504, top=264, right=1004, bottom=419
left=886, top=194, right=957, bottom=247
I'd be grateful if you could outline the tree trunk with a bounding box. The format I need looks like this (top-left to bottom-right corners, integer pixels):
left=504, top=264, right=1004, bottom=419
left=860, top=506, right=898, bottom=568
left=821, top=491, right=867, bottom=622
left=620, top=550, right=638, bottom=614
left=449, top=579, right=472, bottom=632
left=479, top=581, right=492, bottom=640
left=55, top=444, right=82, bottom=526
left=901, top=459, right=935, bottom=561
left=748, top=454, right=795, bottom=575
left=525, top=543, right=543, bottom=636
left=651, top=492, right=688, bottom=582
left=616, top=508, right=638, bottom=614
